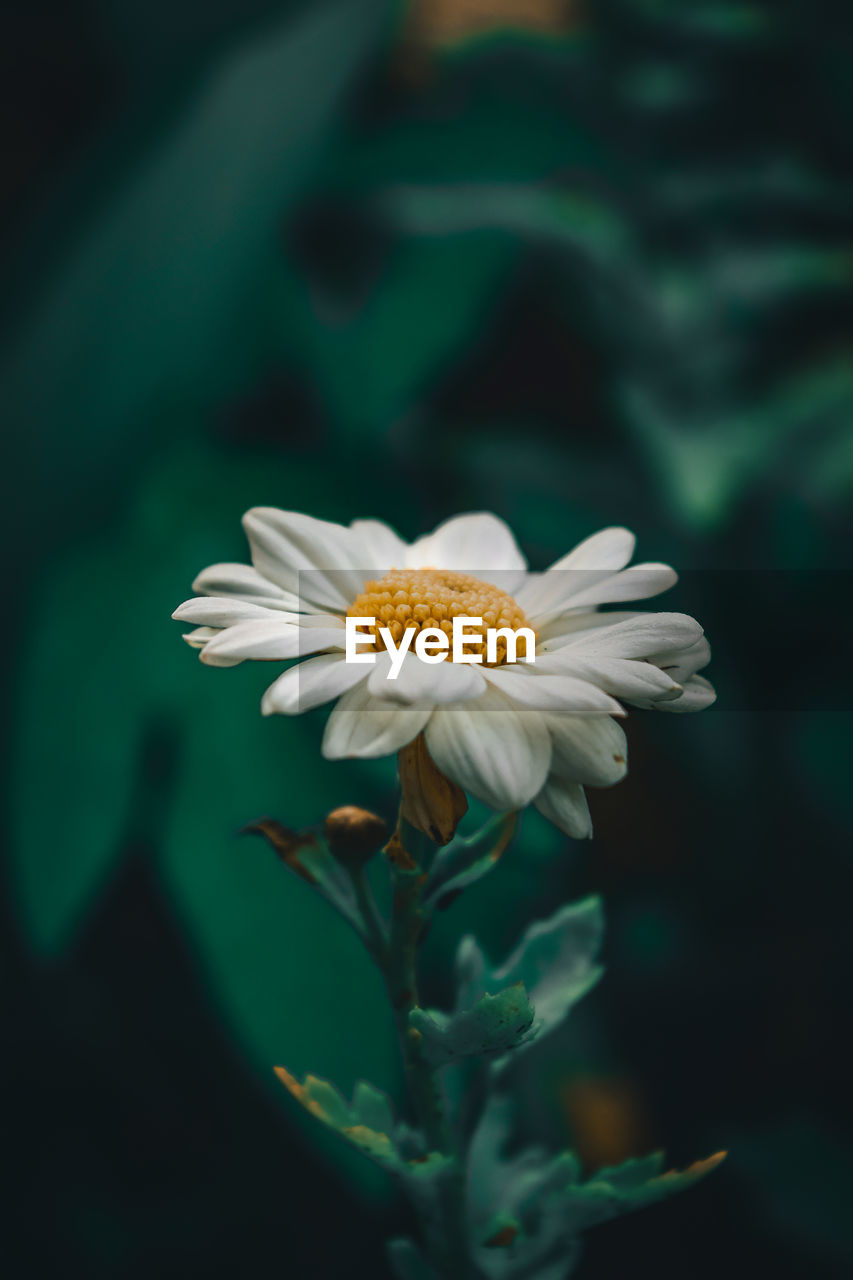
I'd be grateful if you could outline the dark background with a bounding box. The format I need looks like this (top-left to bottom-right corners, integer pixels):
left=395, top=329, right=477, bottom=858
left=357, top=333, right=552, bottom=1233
left=2, top=1, right=852, bottom=1277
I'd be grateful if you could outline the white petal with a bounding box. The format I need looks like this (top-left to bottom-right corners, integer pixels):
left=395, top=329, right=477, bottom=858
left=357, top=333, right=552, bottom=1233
left=556, top=563, right=677, bottom=612
left=181, top=626, right=219, bottom=649
left=536, top=610, right=642, bottom=648
left=534, top=777, right=593, bottom=839
left=260, top=653, right=367, bottom=716
left=554, top=612, right=703, bottom=660
left=242, top=508, right=371, bottom=611
left=349, top=518, right=408, bottom=573
left=483, top=666, right=624, bottom=715
left=367, top=650, right=487, bottom=705
left=649, top=636, right=711, bottom=682
left=192, top=562, right=299, bottom=610
left=521, top=563, right=675, bottom=626
left=172, top=597, right=297, bottom=627
left=549, top=526, right=636, bottom=573
left=407, top=512, right=527, bottom=588
left=181, top=626, right=245, bottom=666
left=547, top=714, right=628, bottom=787
left=200, top=618, right=345, bottom=666
left=298, top=612, right=347, bottom=630
left=322, top=679, right=432, bottom=759
left=425, top=686, right=551, bottom=810
left=535, top=651, right=682, bottom=703
left=517, top=527, right=635, bottom=618
left=649, top=674, right=716, bottom=713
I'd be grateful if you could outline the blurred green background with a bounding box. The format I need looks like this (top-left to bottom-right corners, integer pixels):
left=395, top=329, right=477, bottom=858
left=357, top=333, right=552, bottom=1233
left=2, top=1, right=852, bottom=1276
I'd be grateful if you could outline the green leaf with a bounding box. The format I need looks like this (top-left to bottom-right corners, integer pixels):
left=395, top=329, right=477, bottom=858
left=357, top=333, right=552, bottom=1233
left=410, top=984, right=536, bottom=1066
left=275, top=1067, right=454, bottom=1181
left=243, top=818, right=367, bottom=941
left=455, top=897, right=604, bottom=1060
left=423, top=812, right=518, bottom=910
left=467, top=1092, right=725, bottom=1279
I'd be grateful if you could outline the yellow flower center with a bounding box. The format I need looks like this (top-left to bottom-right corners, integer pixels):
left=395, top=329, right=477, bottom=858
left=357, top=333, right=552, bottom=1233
left=347, top=568, right=531, bottom=665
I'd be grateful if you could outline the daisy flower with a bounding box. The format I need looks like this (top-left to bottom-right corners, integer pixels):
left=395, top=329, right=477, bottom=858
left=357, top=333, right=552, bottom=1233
left=172, top=510, right=714, bottom=839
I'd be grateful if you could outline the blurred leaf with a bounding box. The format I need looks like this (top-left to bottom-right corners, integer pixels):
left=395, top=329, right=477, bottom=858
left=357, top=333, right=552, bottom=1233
left=621, top=359, right=853, bottom=527
left=277, top=230, right=517, bottom=435
left=735, top=1121, right=853, bottom=1265
left=10, top=438, right=400, bottom=1193
left=1, top=0, right=386, bottom=520
left=379, top=183, right=628, bottom=261
left=631, top=1, right=769, bottom=39
left=387, top=1238, right=438, bottom=1280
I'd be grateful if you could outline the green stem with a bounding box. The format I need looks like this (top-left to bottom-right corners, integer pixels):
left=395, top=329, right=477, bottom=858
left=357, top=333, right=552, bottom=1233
left=385, top=864, right=450, bottom=1153
left=348, top=866, right=388, bottom=964
left=347, top=817, right=477, bottom=1275
left=380, top=824, right=478, bottom=1279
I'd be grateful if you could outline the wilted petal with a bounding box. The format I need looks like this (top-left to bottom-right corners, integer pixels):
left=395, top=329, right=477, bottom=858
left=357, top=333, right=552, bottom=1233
left=398, top=732, right=468, bottom=845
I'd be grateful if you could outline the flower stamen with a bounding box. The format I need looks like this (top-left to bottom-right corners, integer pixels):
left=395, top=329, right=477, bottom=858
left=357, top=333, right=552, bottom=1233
left=348, top=569, right=531, bottom=665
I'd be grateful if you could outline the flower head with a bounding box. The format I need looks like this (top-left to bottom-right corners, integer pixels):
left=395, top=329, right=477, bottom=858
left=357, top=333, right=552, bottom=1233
left=173, top=511, right=714, bottom=838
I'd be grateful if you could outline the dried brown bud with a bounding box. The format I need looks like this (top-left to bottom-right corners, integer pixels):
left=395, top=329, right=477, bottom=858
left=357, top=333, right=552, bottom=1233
left=324, top=806, right=388, bottom=867
left=398, top=733, right=468, bottom=846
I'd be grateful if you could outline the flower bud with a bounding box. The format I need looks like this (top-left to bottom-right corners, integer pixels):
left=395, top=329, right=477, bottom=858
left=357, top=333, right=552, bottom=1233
left=324, top=806, right=388, bottom=867
left=398, top=733, right=468, bottom=846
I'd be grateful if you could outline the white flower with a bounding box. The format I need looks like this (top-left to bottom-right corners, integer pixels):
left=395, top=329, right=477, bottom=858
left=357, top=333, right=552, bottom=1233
left=172, top=510, right=714, bottom=838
